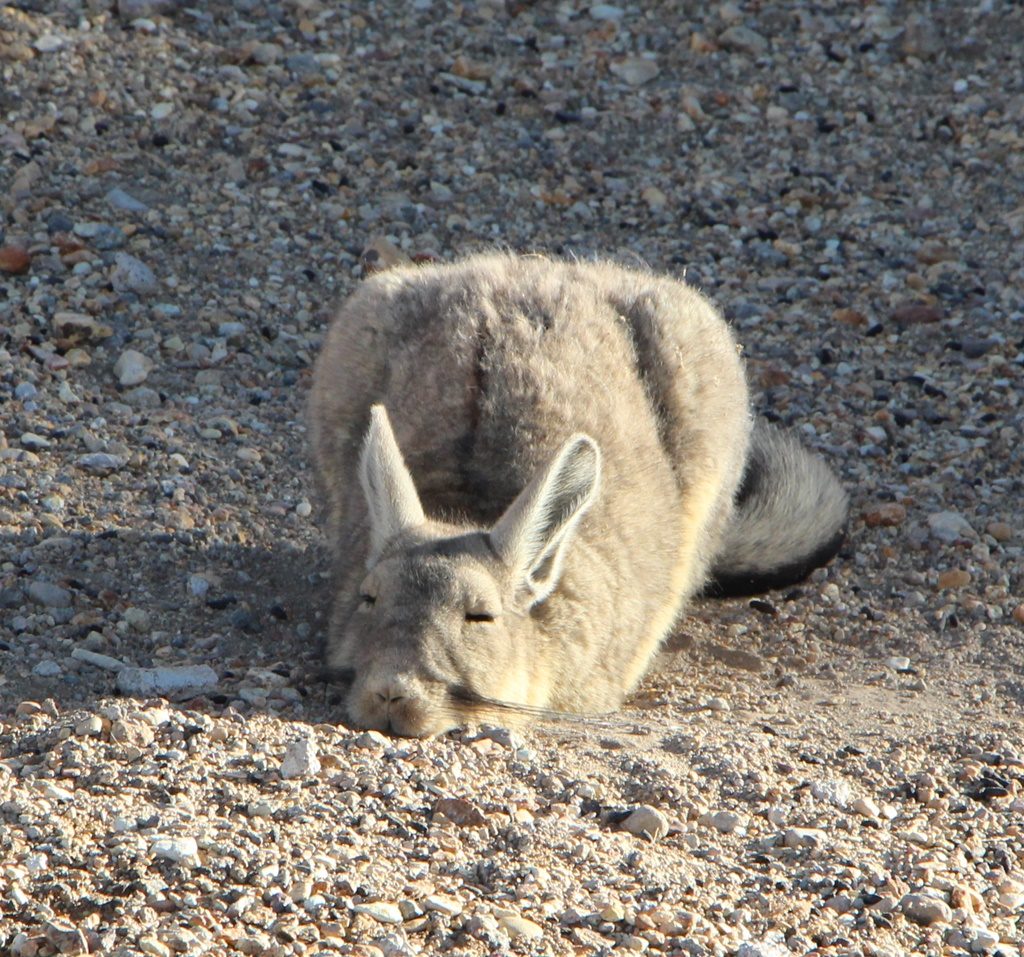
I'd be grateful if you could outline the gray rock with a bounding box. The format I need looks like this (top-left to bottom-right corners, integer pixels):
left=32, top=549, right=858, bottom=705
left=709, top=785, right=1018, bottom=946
left=151, top=835, right=199, bottom=863
left=609, top=57, right=660, bottom=86
left=280, top=737, right=321, bottom=779
left=927, top=510, right=976, bottom=543
left=217, top=321, right=247, bottom=343
left=705, top=810, right=744, bottom=834
left=27, top=580, right=72, bottom=608
left=114, top=349, right=154, bottom=386
left=71, top=647, right=127, bottom=671
left=719, top=25, right=769, bottom=56
left=900, top=892, right=952, bottom=926
left=105, top=187, right=150, bottom=213
left=33, top=659, right=63, bottom=677
left=118, top=0, right=179, bottom=16
left=285, top=53, right=320, bottom=77
left=497, top=914, right=544, bottom=939
left=351, top=901, right=403, bottom=925
left=20, top=432, right=51, bottom=451
left=77, top=452, right=126, bottom=474
left=737, top=937, right=789, bottom=957
left=111, top=253, right=158, bottom=296
left=124, top=386, right=162, bottom=409
left=117, top=664, right=219, bottom=696
left=14, top=382, right=38, bottom=400
left=621, top=805, right=669, bottom=841
left=73, top=221, right=126, bottom=250
left=0, top=585, right=24, bottom=609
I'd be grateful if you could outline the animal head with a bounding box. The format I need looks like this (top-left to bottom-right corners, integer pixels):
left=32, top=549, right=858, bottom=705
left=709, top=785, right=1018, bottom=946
left=328, top=405, right=600, bottom=737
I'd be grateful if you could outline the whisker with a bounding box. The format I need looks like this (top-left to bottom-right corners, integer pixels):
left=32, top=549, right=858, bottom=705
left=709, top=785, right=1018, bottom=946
left=447, top=685, right=613, bottom=724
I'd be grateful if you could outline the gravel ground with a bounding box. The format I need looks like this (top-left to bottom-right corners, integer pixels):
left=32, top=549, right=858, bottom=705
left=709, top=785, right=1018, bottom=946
left=2, top=1, right=1023, bottom=955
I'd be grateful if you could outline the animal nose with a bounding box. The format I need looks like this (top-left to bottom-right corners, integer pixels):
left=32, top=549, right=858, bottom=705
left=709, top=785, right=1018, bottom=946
left=372, top=682, right=408, bottom=706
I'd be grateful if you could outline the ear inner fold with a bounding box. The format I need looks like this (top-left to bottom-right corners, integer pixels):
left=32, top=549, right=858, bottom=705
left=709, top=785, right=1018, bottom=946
left=358, top=405, right=426, bottom=565
left=490, top=434, right=601, bottom=605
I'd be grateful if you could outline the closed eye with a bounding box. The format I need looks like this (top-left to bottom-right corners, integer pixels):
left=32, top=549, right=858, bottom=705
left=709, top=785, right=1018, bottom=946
left=465, top=612, right=495, bottom=623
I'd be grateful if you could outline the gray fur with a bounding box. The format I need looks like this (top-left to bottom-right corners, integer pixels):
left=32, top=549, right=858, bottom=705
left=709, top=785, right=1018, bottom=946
left=308, top=253, right=848, bottom=736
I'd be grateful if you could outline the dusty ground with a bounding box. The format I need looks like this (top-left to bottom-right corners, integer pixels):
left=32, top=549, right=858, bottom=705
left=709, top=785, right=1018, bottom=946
left=1, top=1, right=1023, bottom=955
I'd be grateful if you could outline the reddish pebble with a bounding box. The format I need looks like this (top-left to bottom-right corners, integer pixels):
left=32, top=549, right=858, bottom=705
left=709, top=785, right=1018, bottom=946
left=986, top=521, right=1012, bottom=542
left=863, top=503, right=907, bottom=527
left=0, top=245, right=31, bottom=274
left=937, top=569, right=971, bottom=589
left=833, top=308, right=868, bottom=327
left=891, top=301, right=943, bottom=324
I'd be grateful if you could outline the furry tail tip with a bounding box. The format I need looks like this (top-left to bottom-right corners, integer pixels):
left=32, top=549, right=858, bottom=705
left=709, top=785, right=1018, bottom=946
left=705, top=421, right=849, bottom=598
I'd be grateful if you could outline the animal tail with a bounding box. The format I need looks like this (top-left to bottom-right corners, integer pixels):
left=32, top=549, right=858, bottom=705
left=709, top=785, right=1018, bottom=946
left=705, top=421, right=849, bottom=597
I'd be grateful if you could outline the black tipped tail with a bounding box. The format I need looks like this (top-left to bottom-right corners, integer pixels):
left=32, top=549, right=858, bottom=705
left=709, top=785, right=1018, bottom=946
left=704, top=421, right=849, bottom=598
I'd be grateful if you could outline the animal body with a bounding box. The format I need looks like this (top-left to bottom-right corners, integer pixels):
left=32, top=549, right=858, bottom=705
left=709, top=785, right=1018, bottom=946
left=309, top=253, right=848, bottom=736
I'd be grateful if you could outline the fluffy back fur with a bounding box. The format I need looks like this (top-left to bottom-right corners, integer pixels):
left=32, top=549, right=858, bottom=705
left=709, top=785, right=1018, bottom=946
left=308, top=253, right=847, bottom=736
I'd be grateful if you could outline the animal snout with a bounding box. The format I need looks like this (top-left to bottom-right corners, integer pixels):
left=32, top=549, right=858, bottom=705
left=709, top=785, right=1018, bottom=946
left=372, top=682, right=409, bottom=706
left=351, top=671, right=454, bottom=737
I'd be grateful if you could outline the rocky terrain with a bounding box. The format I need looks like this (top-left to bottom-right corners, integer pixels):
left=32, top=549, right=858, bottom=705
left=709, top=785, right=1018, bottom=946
left=1, top=1, right=1022, bottom=955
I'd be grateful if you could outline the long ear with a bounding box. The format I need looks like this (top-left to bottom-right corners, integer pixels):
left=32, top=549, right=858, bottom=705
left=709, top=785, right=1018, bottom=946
left=359, top=405, right=425, bottom=565
left=489, top=435, right=601, bottom=606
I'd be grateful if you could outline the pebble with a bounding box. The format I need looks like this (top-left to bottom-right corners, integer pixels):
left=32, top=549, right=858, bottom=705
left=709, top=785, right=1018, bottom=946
left=985, top=521, right=1012, bottom=542
left=117, top=0, right=176, bottom=15
left=862, top=502, right=907, bottom=527
left=138, top=938, right=172, bottom=957
left=116, top=664, right=218, bottom=696
left=718, top=25, right=769, bottom=56
left=783, top=827, right=822, bottom=849
left=111, top=252, right=159, bottom=296
left=34, top=34, right=66, bottom=53
left=497, top=913, right=544, bottom=939
left=352, top=730, right=390, bottom=749
left=609, top=57, right=660, bottom=86
left=113, top=349, right=154, bottom=386
left=937, top=568, right=971, bottom=589
left=43, top=921, right=88, bottom=955
left=352, top=901, right=403, bottom=925
left=433, top=796, right=488, bottom=827
left=892, top=302, right=943, bottom=324
left=900, top=892, right=952, bottom=926
left=72, top=222, right=126, bottom=250
left=75, top=715, right=105, bottom=736
left=927, top=511, right=975, bottom=543
left=703, top=810, right=744, bottom=834
left=621, top=805, right=669, bottom=841
left=27, top=580, right=72, bottom=608
left=20, top=432, right=51, bottom=451
left=737, top=937, right=790, bottom=957
left=852, top=796, right=880, bottom=817
left=280, top=737, right=321, bottom=779
left=151, top=836, right=199, bottom=864
left=77, top=452, right=125, bottom=473
left=0, top=245, right=32, bottom=274
left=71, top=648, right=127, bottom=671
left=33, top=659, right=63, bottom=677
left=589, top=4, right=624, bottom=20
left=423, top=894, right=463, bottom=917
left=810, top=778, right=852, bottom=809
left=105, top=187, right=149, bottom=213
left=52, top=311, right=112, bottom=343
